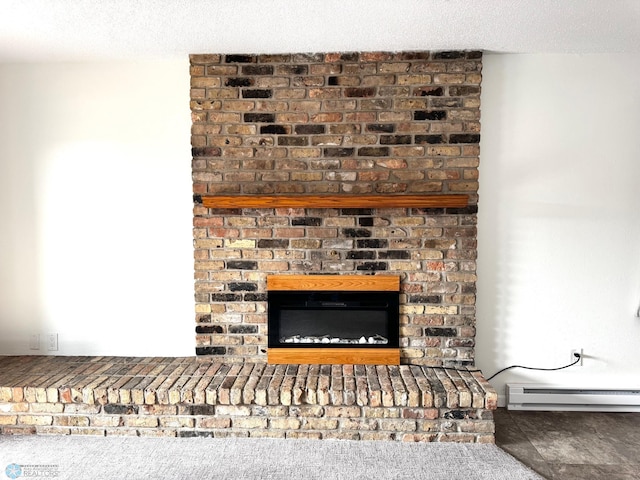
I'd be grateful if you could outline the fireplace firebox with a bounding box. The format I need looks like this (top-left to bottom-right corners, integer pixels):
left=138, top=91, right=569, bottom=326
left=267, top=275, right=401, bottom=365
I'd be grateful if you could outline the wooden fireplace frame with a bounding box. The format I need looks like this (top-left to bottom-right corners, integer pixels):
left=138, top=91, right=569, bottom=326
left=267, top=275, right=401, bottom=365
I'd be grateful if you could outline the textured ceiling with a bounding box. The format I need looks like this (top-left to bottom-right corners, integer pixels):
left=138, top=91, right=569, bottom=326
left=2, top=0, right=640, bottom=62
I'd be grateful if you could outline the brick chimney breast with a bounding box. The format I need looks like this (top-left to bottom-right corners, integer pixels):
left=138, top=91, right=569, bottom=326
left=190, top=51, right=482, bottom=366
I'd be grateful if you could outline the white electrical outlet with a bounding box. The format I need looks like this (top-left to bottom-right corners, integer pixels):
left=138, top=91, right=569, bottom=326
left=29, top=334, right=40, bottom=350
left=571, top=348, right=583, bottom=366
left=47, top=334, right=58, bottom=351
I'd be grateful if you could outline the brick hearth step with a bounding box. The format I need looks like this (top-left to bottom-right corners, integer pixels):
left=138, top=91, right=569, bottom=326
left=0, top=356, right=496, bottom=442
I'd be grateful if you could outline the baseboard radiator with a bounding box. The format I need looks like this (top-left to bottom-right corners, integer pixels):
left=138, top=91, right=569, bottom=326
left=507, top=383, right=640, bottom=412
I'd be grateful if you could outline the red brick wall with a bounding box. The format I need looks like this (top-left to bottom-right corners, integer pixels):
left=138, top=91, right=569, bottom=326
left=190, top=51, right=481, bottom=366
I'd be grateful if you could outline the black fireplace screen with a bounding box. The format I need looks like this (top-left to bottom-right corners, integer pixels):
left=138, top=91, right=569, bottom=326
left=268, top=290, right=399, bottom=348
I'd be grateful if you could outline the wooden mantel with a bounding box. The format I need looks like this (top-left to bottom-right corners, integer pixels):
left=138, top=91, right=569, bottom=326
left=200, top=194, right=468, bottom=209
left=267, top=274, right=399, bottom=292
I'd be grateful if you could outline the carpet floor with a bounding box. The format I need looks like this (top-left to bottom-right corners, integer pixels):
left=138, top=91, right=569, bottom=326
left=0, top=436, right=543, bottom=480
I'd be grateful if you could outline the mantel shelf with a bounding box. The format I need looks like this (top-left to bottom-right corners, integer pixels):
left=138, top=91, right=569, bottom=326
left=200, top=194, right=469, bottom=209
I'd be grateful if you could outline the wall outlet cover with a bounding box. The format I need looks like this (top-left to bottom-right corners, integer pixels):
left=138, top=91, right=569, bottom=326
left=47, top=334, right=59, bottom=351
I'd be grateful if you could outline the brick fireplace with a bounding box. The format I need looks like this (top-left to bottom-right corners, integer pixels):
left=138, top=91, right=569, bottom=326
left=187, top=50, right=494, bottom=443
left=190, top=51, right=481, bottom=366
left=0, top=52, right=494, bottom=441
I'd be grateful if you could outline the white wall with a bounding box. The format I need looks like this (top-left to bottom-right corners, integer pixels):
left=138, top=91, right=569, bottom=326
left=0, top=61, right=194, bottom=356
left=477, top=54, right=640, bottom=405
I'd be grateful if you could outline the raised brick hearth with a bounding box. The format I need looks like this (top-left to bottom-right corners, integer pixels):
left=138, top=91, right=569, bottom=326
left=0, top=356, right=496, bottom=441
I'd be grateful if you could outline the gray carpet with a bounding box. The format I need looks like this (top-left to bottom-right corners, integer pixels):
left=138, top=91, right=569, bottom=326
left=0, top=436, right=543, bottom=480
